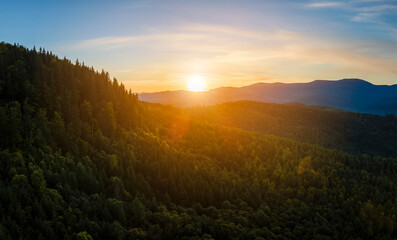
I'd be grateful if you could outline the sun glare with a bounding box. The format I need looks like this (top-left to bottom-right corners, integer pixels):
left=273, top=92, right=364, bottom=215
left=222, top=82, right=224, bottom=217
left=187, top=75, right=206, bottom=92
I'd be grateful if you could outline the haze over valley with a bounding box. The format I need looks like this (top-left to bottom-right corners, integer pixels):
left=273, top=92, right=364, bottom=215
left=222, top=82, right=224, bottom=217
left=140, top=79, right=397, bottom=114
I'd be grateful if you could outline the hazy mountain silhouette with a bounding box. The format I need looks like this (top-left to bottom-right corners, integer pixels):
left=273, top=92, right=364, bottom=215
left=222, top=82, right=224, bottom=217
left=139, top=79, right=397, bottom=114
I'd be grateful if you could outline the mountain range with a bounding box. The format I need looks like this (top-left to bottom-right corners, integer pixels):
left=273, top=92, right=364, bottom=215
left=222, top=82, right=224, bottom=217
left=139, top=79, right=397, bottom=114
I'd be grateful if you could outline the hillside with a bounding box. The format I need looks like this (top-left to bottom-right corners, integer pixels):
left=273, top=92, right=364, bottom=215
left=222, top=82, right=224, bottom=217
left=139, top=79, right=397, bottom=115
left=185, top=101, right=397, bottom=156
left=1, top=42, right=397, bottom=239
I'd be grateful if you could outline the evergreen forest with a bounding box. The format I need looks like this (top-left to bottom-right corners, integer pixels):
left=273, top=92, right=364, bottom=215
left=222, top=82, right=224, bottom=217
left=1, top=42, right=396, bottom=239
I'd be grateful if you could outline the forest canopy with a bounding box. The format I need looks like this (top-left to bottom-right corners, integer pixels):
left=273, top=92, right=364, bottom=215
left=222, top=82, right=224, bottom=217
left=0, top=42, right=396, bottom=239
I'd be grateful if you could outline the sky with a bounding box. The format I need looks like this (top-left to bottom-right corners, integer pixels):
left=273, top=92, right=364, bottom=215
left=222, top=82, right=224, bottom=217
left=1, top=0, right=397, bottom=92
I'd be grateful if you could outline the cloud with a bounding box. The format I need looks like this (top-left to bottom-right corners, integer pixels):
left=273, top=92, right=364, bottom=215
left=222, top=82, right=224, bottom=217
left=66, top=24, right=397, bottom=91
left=351, top=3, right=397, bottom=24
left=304, top=0, right=397, bottom=34
left=305, top=1, right=345, bottom=8
left=69, top=33, right=209, bottom=50
left=352, top=0, right=385, bottom=2
left=75, top=36, right=139, bottom=48
left=352, top=12, right=379, bottom=22
left=304, top=0, right=397, bottom=23
left=359, top=4, right=397, bottom=12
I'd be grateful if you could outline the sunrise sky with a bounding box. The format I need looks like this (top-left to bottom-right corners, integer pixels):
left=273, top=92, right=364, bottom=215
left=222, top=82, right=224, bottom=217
left=1, top=0, right=397, bottom=92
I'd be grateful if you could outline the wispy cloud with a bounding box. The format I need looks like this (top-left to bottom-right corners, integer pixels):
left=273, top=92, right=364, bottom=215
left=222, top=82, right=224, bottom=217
left=352, top=12, right=379, bottom=22
left=358, top=4, right=397, bottom=12
left=305, top=0, right=397, bottom=35
left=305, top=1, right=345, bottom=8
left=352, top=0, right=385, bottom=3
left=70, top=33, right=209, bottom=50
left=66, top=23, right=397, bottom=91
left=352, top=3, right=397, bottom=25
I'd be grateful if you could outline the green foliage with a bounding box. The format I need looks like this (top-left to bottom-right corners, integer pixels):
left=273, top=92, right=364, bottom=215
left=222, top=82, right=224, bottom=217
left=0, top=42, right=396, bottom=239
left=187, top=101, right=397, bottom=156
left=76, top=231, right=93, bottom=240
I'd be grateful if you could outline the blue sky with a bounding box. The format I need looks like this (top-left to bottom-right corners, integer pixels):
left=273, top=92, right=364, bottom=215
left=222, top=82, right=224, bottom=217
left=1, top=0, right=397, bottom=92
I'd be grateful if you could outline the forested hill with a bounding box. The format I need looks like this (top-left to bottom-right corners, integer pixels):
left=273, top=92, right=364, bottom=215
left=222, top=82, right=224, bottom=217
left=185, top=101, right=397, bottom=157
left=1, top=42, right=397, bottom=239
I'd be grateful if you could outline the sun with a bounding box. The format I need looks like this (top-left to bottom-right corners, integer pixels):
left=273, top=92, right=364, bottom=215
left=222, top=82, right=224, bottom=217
left=187, top=75, right=206, bottom=92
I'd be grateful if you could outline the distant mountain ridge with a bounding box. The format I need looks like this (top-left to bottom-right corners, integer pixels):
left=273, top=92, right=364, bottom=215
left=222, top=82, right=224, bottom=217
left=139, top=79, right=397, bottom=114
